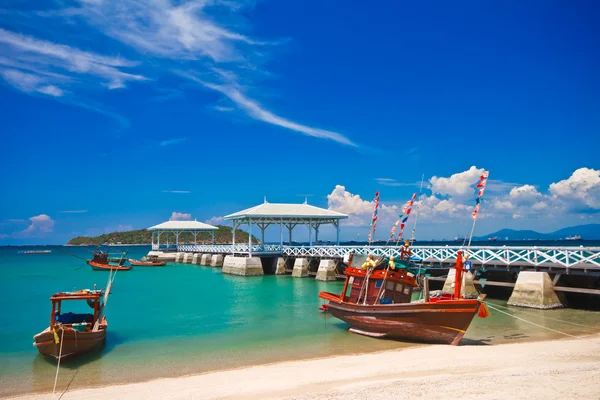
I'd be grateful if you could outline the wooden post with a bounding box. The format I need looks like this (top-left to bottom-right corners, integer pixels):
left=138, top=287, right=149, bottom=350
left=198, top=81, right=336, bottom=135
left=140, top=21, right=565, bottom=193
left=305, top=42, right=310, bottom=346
left=423, top=276, right=430, bottom=302
left=454, top=250, right=463, bottom=299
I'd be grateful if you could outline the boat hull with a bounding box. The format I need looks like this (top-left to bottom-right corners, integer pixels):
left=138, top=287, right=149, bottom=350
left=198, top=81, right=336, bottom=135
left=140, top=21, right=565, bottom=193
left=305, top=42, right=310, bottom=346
left=87, top=261, right=132, bottom=271
left=128, top=259, right=167, bottom=267
left=33, top=326, right=106, bottom=360
left=326, top=299, right=480, bottom=345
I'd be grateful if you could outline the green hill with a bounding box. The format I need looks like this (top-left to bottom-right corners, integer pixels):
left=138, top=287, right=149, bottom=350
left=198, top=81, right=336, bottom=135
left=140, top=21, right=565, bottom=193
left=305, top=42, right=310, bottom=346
left=66, top=226, right=259, bottom=246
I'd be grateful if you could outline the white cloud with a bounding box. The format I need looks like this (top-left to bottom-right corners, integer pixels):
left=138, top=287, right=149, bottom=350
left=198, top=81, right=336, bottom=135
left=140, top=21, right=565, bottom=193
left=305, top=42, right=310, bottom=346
left=20, top=214, right=55, bottom=237
left=205, top=216, right=224, bottom=225
left=508, top=184, right=542, bottom=205
left=0, top=28, right=146, bottom=95
left=549, top=168, right=600, bottom=210
left=375, top=178, right=417, bottom=187
left=72, top=0, right=267, bottom=62
left=430, top=166, right=485, bottom=199
left=160, top=138, right=187, bottom=146
left=170, top=212, right=192, bottom=221
left=181, top=74, right=356, bottom=146
left=162, top=190, right=191, bottom=194
left=327, top=185, right=398, bottom=227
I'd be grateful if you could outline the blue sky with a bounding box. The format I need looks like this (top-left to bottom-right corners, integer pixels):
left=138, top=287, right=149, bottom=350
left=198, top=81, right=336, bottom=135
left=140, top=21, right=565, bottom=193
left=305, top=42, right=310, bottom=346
left=1, top=0, right=599, bottom=244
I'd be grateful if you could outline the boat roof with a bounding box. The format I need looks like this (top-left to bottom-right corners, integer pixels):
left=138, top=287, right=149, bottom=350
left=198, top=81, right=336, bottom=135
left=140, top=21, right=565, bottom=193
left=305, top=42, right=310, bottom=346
left=50, top=289, right=104, bottom=301
left=147, top=220, right=219, bottom=231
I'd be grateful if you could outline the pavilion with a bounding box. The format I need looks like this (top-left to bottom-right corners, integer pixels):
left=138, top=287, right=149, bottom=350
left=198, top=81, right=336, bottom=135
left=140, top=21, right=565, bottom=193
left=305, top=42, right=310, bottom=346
left=148, top=220, right=218, bottom=250
left=224, top=199, right=348, bottom=253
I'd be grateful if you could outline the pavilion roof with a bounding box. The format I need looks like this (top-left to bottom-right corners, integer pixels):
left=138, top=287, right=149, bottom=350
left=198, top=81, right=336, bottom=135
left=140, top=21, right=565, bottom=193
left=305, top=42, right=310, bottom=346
left=224, top=202, right=348, bottom=221
left=147, top=220, right=219, bottom=231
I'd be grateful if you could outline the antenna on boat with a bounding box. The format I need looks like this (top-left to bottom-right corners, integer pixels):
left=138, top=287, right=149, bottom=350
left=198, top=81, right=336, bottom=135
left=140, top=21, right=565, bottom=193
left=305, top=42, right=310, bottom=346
left=409, top=173, right=425, bottom=244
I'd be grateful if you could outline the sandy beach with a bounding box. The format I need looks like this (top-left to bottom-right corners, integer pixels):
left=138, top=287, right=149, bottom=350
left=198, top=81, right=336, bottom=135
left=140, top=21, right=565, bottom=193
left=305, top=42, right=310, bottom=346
left=9, top=335, right=600, bottom=400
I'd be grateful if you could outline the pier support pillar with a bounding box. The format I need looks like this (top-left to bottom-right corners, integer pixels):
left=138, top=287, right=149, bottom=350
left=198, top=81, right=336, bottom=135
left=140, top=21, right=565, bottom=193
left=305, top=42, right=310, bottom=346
left=315, top=260, right=337, bottom=281
left=292, top=258, right=310, bottom=278
left=507, top=271, right=563, bottom=309
left=442, top=269, right=478, bottom=299
left=175, top=253, right=184, bottom=263
left=200, top=254, right=212, bottom=266
left=192, top=253, right=201, bottom=265
left=183, top=253, right=193, bottom=264
left=222, top=256, right=264, bottom=276
left=210, top=254, right=224, bottom=267
left=275, top=257, right=288, bottom=275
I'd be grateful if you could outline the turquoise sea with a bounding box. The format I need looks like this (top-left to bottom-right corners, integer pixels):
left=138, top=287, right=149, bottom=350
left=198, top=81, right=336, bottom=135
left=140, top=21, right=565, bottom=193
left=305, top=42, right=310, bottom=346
left=1, top=245, right=600, bottom=397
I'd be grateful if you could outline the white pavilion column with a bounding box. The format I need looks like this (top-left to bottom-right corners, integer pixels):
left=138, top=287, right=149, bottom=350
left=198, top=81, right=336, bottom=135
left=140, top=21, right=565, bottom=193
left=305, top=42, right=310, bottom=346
left=193, top=231, right=198, bottom=245
left=248, top=219, right=253, bottom=256
left=308, top=223, right=313, bottom=246
left=260, top=226, right=265, bottom=245
left=315, top=224, right=320, bottom=243
left=279, top=221, right=283, bottom=248
left=288, top=225, right=293, bottom=244
left=232, top=221, right=236, bottom=246
left=157, top=232, right=161, bottom=246
left=175, top=231, right=180, bottom=245
left=151, top=232, right=155, bottom=246
left=336, top=222, right=340, bottom=245
left=211, top=232, right=215, bottom=244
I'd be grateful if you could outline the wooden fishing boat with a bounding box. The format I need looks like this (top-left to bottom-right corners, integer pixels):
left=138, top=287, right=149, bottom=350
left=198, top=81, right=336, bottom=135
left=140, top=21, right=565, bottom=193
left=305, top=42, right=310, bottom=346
left=33, top=289, right=107, bottom=360
left=87, top=261, right=132, bottom=271
left=319, top=250, right=488, bottom=345
left=128, top=259, right=167, bottom=267
left=87, top=248, right=131, bottom=271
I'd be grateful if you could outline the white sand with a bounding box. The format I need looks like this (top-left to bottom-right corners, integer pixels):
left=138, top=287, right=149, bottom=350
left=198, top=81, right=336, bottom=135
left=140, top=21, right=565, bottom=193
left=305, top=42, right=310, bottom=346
left=10, top=336, right=600, bottom=400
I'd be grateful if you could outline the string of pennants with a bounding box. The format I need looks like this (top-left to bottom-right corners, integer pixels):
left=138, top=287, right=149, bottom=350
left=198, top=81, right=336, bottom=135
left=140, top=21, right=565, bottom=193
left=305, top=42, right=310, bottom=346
left=389, top=192, right=417, bottom=242
left=472, top=171, right=489, bottom=220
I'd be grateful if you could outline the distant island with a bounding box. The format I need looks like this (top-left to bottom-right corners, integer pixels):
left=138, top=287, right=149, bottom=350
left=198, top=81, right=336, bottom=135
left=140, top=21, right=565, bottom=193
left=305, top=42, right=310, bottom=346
left=67, top=225, right=259, bottom=246
left=474, top=224, right=600, bottom=241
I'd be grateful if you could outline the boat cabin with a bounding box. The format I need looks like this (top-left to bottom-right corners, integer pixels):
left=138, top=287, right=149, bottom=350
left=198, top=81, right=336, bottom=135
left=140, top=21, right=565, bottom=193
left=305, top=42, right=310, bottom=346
left=49, top=290, right=104, bottom=332
left=343, top=265, right=417, bottom=305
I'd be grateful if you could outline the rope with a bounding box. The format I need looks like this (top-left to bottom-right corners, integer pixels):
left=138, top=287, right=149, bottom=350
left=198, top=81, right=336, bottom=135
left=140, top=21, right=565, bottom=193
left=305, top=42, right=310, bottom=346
left=489, top=302, right=592, bottom=328
left=484, top=303, right=600, bottom=345
left=52, top=326, right=65, bottom=397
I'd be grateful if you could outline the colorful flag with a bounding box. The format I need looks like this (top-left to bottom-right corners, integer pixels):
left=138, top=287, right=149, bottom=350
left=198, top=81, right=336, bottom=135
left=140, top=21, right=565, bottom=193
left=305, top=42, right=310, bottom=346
left=395, top=193, right=417, bottom=241
left=368, top=191, right=380, bottom=242
left=472, top=171, right=489, bottom=220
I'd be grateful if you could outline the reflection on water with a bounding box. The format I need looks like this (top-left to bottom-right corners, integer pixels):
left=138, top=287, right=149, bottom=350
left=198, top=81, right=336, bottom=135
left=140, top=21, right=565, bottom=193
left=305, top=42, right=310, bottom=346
left=1, top=246, right=600, bottom=397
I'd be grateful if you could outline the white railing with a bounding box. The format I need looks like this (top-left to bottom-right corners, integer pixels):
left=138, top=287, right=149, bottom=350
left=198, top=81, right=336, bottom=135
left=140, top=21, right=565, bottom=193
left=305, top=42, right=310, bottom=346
left=177, top=244, right=282, bottom=254
left=170, top=244, right=600, bottom=269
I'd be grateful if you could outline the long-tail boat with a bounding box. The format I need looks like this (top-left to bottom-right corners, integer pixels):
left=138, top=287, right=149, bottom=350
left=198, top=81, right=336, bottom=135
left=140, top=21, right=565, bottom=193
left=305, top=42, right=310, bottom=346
left=128, top=258, right=167, bottom=267
left=33, top=288, right=108, bottom=360
left=319, top=249, right=489, bottom=345
left=86, top=248, right=132, bottom=271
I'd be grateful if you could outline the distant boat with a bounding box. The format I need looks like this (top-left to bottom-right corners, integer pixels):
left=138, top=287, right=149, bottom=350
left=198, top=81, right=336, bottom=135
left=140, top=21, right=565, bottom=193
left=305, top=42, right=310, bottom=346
left=454, top=236, right=466, bottom=242
left=565, top=235, right=582, bottom=241
left=128, top=259, right=167, bottom=267
left=18, top=250, right=51, bottom=255
left=488, top=236, right=498, bottom=241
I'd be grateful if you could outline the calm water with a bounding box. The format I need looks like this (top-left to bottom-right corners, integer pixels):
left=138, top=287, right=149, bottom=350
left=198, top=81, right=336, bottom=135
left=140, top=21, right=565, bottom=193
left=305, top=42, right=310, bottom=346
left=1, top=245, right=600, bottom=397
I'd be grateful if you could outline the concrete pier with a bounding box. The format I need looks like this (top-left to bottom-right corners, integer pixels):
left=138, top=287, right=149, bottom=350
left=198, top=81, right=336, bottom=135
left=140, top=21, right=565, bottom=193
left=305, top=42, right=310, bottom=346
left=146, top=251, right=177, bottom=261
left=275, top=257, right=287, bottom=275
left=175, top=252, right=185, bottom=263
left=508, top=271, right=563, bottom=309
left=442, top=269, right=479, bottom=299
left=183, top=253, right=193, bottom=264
left=192, top=253, right=201, bottom=265
left=222, top=256, right=264, bottom=276
left=210, top=254, right=224, bottom=267
left=292, top=258, right=310, bottom=278
left=200, top=254, right=212, bottom=266
left=315, top=260, right=338, bottom=281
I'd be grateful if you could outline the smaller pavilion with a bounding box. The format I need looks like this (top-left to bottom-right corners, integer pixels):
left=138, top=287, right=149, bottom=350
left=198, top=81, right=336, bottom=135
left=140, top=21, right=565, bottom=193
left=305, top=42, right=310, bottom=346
left=148, top=220, right=218, bottom=250
left=224, top=199, right=348, bottom=254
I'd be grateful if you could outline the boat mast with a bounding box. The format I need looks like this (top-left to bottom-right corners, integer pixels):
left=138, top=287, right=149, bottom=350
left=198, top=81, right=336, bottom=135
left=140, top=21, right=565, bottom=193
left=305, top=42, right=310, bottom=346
left=409, top=174, right=425, bottom=244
